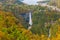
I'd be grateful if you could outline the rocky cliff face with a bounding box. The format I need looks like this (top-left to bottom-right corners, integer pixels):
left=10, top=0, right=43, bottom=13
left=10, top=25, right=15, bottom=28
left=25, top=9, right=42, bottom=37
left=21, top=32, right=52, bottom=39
left=50, top=0, right=60, bottom=8
left=56, top=0, right=60, bottom=8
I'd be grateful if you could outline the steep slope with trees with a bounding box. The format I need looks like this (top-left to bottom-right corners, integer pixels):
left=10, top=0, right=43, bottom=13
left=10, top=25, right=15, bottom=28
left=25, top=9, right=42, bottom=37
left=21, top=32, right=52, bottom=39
left=0, top=10, right=41, bottom=40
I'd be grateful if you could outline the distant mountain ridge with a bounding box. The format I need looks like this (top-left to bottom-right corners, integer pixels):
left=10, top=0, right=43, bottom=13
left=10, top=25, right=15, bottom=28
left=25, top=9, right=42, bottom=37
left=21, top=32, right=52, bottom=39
left=0, top=0, right=23, bottom=5
left=0, top=0, right=24, bottom=12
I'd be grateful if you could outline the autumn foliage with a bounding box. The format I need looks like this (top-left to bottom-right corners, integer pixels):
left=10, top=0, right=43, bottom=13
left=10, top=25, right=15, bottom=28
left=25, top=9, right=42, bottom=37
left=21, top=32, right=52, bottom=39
left=0, top=9, right=60, bottom=40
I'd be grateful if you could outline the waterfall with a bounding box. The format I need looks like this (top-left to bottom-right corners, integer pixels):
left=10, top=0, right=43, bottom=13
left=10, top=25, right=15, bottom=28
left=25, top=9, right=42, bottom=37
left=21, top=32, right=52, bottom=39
left=48, top=29, right=51, bottom=38
left=28, top=11, right=32, bottom=30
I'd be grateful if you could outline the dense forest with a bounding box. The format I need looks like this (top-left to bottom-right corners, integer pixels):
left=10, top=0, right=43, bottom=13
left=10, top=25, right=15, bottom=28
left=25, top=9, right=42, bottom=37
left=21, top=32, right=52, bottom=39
left=0, top=0, right=60, bottom=40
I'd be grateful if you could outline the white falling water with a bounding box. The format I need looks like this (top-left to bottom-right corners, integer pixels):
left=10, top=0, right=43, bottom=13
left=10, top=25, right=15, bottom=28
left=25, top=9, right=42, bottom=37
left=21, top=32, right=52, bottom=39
left=28, top=12, right=32, bottom=30
left=48, top=29, right=51, bottom=38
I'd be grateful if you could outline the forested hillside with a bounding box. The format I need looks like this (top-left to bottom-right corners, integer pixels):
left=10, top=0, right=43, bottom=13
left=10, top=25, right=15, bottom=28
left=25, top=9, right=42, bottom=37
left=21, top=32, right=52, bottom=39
left=0, top=0, right=60, bottom=40
left=0, top=10, right=41, bottom=40
left=0, top=9, right=60, bottom=40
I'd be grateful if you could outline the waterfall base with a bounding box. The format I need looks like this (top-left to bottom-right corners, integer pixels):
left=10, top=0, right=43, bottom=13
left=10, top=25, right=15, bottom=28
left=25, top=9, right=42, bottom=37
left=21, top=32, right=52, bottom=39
left=28, top=26, right=32, bottom=30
